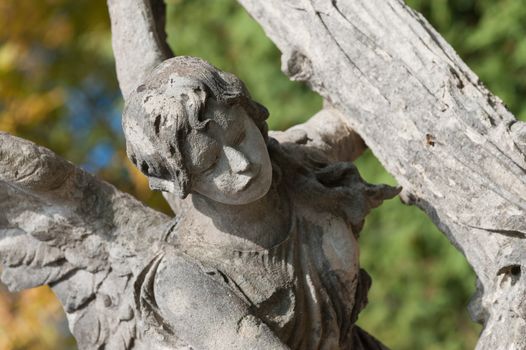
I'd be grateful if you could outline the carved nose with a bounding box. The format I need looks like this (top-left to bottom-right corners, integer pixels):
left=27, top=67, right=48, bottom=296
left=223, top=146, right=251, bottom=174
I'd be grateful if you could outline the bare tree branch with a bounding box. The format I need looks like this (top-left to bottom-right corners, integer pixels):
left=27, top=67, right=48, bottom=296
left=237, top=0, right=526, bottom=348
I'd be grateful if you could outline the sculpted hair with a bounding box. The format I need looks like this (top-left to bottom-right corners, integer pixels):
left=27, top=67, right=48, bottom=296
left=122, top=56, right=269, bottom=198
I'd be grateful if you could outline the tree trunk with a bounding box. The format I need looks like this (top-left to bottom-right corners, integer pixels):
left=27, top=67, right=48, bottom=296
left=2, top=0, right=525, bottom=348
left=236, top=1, right=526, bottom=348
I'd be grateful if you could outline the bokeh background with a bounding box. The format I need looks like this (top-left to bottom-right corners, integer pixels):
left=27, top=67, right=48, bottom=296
left=1, top=0, right=525, bottom=349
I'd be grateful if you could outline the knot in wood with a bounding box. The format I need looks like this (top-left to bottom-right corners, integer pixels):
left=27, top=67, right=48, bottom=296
left=283, top=50, right=312, bottom=82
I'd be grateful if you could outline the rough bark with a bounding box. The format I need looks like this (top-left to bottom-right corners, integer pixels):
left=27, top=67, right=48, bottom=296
left=0, top=3, right=377, bottom=347
left=1, top=0, right=524, bottom=348
left=235, top=1, right=526, bottom=349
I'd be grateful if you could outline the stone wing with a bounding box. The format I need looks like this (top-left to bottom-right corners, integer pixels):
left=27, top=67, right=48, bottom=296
left=0, top=132, right=170, bottom=349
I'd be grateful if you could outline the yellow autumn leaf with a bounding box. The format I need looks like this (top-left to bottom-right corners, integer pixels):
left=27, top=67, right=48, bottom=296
left=0, top=88, right=64, bottom=133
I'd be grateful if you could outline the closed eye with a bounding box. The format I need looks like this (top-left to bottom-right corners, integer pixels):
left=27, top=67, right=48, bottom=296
left=202, top=154, right=220, bottom=174
left=232, top=129, right=246, bottom=146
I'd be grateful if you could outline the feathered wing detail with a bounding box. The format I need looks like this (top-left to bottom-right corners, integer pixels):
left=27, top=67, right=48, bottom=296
left=0, top=132, right=170, bottom=349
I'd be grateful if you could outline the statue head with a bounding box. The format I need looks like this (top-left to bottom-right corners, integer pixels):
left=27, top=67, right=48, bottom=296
left=122, top=56, right=272, bottom=205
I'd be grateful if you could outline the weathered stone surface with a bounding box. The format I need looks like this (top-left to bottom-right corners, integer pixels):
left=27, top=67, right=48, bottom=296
left=108, top=0, right=173, bottom=99
left=3, top=0, right=524, bottom=348
left=0, top=132, right=170, bottom=349
left=0, top=66, right=396, bottom=348
left=235, top=1, right=526, bottom=349
left=120, top=55, right=398, bottom=349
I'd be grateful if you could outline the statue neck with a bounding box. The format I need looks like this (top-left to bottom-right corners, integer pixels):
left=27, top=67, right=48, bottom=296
left=186, top=180, right=291, bottom=250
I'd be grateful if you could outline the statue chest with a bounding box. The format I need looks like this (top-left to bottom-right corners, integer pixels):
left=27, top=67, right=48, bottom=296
left=194, top=208, right=360, bottom=349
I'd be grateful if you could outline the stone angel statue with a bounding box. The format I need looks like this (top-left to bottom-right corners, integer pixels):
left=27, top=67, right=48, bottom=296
left=0, top=1, right=399, bottom=349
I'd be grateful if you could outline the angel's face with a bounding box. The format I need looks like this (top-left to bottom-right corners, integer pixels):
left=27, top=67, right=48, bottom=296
left=150, top=99, right=272, bottom=205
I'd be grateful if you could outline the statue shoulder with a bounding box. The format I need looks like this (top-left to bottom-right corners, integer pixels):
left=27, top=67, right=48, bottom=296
left=136, top=250, right=288, bottom=349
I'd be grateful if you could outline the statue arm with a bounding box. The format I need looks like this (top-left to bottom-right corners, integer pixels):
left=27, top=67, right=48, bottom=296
left=107, top=0, right=174, bottom=99
left=0, top=132, right=171, bottom=349
left=151, top=253, right=290, bottom=349
left=269, top=107, right=366, bottom=163
left=0, top=131, right=169, bottom=287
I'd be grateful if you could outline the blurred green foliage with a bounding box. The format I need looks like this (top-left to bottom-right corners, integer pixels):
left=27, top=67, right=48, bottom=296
left=1, top=0, right=525, bottom=349
left=355, top=152, right=481, bottom=349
